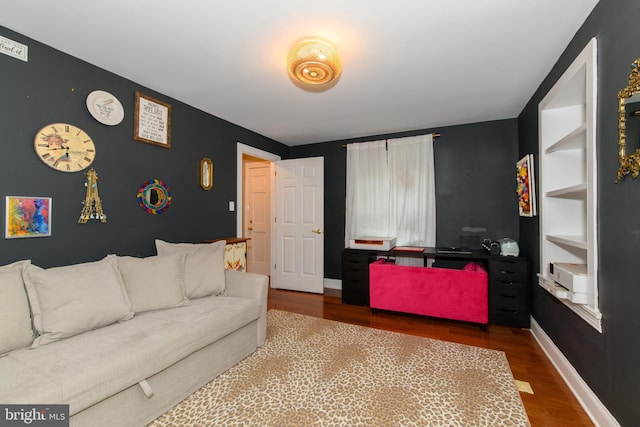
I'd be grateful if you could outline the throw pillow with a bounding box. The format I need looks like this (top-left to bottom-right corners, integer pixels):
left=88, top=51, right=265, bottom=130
left=0, top=260, right=34, bottom=355
left=117, top=253, right=190, bottom=313
left=23, top=255, right=134, bottom=348
left=155, top=239, right=226, bottom=298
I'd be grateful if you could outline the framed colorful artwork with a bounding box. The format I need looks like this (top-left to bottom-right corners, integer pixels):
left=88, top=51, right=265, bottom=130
left=5, top=196, right=52, bottom=238
left=516, top=154, right=537, bottom=217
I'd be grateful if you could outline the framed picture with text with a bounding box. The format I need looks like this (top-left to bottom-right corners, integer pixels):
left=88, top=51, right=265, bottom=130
left=134, top=91, right=172, bottom=148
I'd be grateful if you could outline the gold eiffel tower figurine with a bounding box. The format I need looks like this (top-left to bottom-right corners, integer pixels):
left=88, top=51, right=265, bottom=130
left=79, top=168, right=107, bottom=223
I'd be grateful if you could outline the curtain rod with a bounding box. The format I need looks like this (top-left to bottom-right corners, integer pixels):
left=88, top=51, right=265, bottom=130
left=342, top=132, right=440, bottom=148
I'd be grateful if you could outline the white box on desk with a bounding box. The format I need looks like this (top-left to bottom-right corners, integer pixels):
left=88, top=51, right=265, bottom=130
left=549, top=262, right=588, bottom=293
left=349, top=237, right=397, bottom=251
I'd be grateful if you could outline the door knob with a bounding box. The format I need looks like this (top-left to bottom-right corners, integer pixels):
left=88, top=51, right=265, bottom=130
left=312, top=229, right=323, bottom=234
left=248, top=226, right=253, bottom=231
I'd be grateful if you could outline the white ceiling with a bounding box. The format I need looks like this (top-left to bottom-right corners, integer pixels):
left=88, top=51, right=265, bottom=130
left=2, top=1, right=599, bottom=146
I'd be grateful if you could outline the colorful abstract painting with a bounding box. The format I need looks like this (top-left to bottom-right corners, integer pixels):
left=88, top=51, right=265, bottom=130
left=516, top=155, right=537, bottom=217
left=5, top=196, right=52, bottom=238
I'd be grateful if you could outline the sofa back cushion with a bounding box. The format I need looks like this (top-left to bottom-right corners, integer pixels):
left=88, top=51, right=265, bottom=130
left=155, top=239, right=226, bottom=298
left=23, top=255, right=134, bottom=348
left=117, top=253, right=190, bottom=313
left=0, top=260, right=34, bottom=355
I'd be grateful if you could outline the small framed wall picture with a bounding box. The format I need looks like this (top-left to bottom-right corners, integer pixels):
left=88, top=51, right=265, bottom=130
left=5, top=196, right=52, bottom=238
left=200, top=158, right=213, bottom=190
left=516, top=154, right=537, bottom=217
left=134, top=91, right=172, bottom=148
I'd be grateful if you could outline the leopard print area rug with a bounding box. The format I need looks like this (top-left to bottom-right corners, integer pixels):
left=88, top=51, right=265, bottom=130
left=150, top=310, right=530, bottom=426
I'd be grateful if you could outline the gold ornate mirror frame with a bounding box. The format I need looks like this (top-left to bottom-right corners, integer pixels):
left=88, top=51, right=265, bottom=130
left=200, top=158, right=213, bottom=190
left=616, top=59, right=640, bottom=182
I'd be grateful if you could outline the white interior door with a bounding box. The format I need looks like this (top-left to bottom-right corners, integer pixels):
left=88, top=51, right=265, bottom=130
left=244, top=160, right=271, bottom=276
left=273, top=157, right=324, bottom=293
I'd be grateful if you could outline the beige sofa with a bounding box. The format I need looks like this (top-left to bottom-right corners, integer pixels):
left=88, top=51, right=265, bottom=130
left=0, top=240, right=268, bottom=427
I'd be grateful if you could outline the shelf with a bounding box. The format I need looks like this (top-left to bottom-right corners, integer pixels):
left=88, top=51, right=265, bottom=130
left=538, top=275, right=589, bottom=304
left=544, top=123, right=586, bottom=154
left=538, top=274, right=602, bottom=331
left=545, top=183, right=587, bottom=198
left=538, top=38, right=598, bottom=331
left=545, top=234, right=587, bottom=250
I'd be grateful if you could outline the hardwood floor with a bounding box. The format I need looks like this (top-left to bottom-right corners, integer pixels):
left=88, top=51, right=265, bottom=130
left=268, top=287, right=594, bottom=427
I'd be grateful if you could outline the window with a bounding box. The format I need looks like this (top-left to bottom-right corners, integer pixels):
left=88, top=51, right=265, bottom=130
left=345, top=134, right=436, bottom=249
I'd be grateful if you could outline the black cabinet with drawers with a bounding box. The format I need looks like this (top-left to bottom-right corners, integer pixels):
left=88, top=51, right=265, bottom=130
left=487, top=257, right=530, bottom=328
left=341, top=250, right=377, bottom=306
left=342, top=248, right=530, bottom=328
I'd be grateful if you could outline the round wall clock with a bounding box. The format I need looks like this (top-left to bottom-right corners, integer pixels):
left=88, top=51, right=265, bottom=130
left=34, top=123, right=96, bottom=172
left=86, top=90, right=124, bottom=126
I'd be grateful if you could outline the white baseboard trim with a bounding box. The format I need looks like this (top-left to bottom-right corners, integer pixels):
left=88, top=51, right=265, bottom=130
left=323, top=278, right=342, bottom=291
left=530, top=317, right=619, bottom=427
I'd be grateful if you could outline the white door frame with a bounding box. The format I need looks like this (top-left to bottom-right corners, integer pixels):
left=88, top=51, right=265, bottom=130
left=244, top=160, right=272, bottom=276
left=236, top=143, right=281, bottom=279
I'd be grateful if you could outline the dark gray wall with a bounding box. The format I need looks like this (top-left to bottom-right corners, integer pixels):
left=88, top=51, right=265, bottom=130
left=0, top=26, right=288, bottom=268
left=289, top=119, right=519, bottom=279
left=2, top=25, right=519, bottom=282
left=518, top=0, right=639, bottom=424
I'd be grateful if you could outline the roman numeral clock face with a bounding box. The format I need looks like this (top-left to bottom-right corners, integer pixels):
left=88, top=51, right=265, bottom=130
left=34, top=123, right=96, bottom=172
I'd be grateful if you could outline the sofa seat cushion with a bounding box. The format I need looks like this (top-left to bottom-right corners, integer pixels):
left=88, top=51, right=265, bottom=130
left=0, top=295, right=260, bottom=415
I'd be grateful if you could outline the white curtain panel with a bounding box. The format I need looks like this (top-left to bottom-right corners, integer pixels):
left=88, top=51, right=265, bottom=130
left=388, top=134, right=436, bottom=247
left=345, top=140, right=390, bottom=247
left=345, top=134, right=436, bottom=261
left=388, top=134, right=436, bottom=266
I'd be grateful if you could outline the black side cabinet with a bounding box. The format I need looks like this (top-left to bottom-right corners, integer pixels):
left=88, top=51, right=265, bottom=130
left=488, top=257, right=530, bottom=328
left=341, top=250, right=376, bottom=306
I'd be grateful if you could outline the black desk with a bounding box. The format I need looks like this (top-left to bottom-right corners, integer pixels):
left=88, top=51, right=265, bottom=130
left=341, top=247, right=530, bottom=328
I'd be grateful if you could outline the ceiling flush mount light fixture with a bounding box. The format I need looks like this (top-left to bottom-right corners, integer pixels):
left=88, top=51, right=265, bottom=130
left=287, top=37, right=342, bottom=90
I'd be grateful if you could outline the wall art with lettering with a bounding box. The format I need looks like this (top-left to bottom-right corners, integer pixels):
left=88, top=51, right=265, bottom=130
left=134, top=91, right=172, bottom=148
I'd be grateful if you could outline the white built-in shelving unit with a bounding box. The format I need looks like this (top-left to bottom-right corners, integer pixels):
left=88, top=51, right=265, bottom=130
left=538, top=37, right=601, bottom=332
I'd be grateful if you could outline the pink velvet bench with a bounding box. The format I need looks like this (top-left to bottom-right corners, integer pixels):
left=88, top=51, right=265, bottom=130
left=369, top=259, right=489, bottom=329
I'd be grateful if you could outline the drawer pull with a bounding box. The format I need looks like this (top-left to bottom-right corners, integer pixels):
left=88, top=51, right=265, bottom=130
left=495, top=281, right=524, bottom=287
left=500, top=294, right=517, bottom=299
